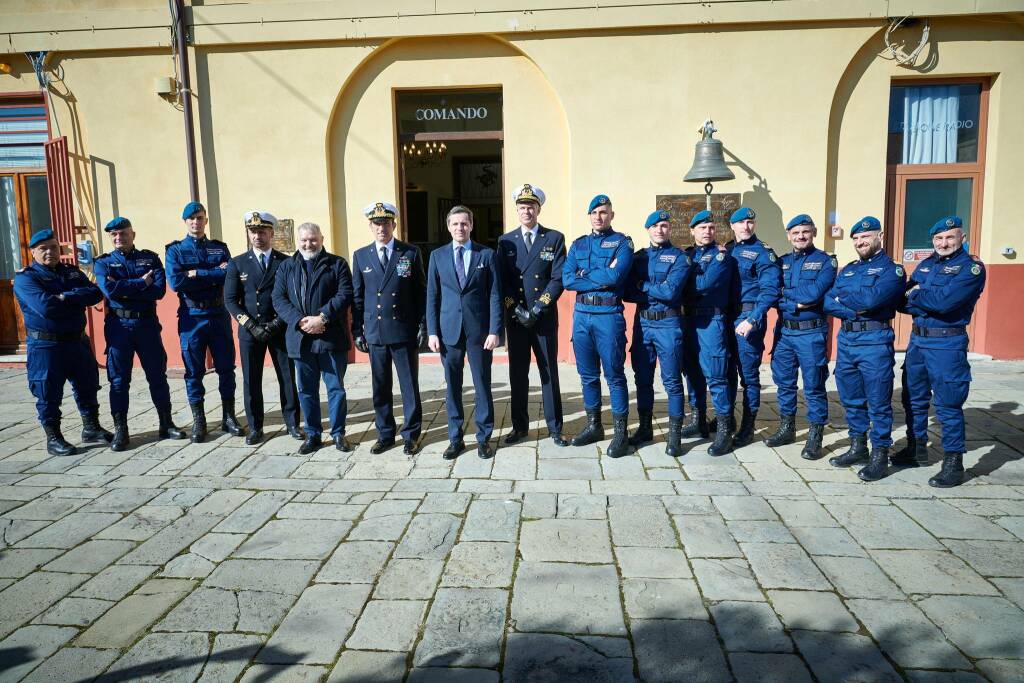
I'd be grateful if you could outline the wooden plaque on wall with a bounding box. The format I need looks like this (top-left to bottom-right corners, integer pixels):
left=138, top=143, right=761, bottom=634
left=656, top=193, right=741, bottom=247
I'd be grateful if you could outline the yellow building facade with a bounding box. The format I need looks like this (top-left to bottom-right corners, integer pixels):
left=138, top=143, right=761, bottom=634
left=1, top=1, right=1022, bottom=358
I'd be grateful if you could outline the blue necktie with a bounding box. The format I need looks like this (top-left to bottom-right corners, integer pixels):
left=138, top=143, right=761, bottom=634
left=259, top=252, right=267, bottom=270
left=455, top=246, right=466, bottom=288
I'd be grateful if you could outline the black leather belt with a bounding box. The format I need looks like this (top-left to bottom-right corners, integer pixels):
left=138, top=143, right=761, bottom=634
left=109, top=308, right=157, bottom=319
left=28, top=329, right=86, bottom=342
left=576, top=293, right=621, bottom=306
left=183, top=297, right=224, bottom=310
left=783, top=319, right=826, bottom=330
left=913, top=325, right=966, bottom=338
left=740, top=302, right=756, bottom=312
left=841, top=320, right=891, bottom=332
left=685, top=306, right=725, bottom=317
left=639, top=308, right=682, bottom=321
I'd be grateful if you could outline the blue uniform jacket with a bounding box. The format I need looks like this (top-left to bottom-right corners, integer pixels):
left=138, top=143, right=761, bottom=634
left=901, top=246, right=986, bottom=347
left=224, top=249, right=289, bottom=341
left=683, top=242, right=738, bottom=315
left=426, top=242, right=503, bottom=347
left=94, top=248, right=166, bottom=313
left=497, top=225, right=566, bottom=333
left=727, top=234, right=781, bottom=324
left=165, top=235, right=231, bottom=314
left=14, top=262, right=103, bottom=334
left=823, top=250, right=906, bottom=345
left=351, top=239, right=426, bottom=346
left=624, top=242, right=692, bottom=312
left=777, top=246, right=837, bottom=324
left=563, top=229, right=634, bottom=313
left=271, top=250, right=354, bottom=357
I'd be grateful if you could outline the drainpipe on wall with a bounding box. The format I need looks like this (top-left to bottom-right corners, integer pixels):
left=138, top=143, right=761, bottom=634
left=170, top=0, right=200, bottom=202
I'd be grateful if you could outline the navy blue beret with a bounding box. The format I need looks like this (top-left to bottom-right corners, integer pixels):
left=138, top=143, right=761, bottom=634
left=645, top=210, right=671, bottom=229
left=29, top=228, right=56, bottom=248
left=850, top=216, right=882, bottom=235
left=689, top=210, right=714, bottom=228
left=588, top=194, right=611, bottom=213
left=105, top=216, right=132, bottom=232
left=786, top=214, right=814, bottom=230
left=930, top=215, right=962, bottom=236
left=182, top=201, right=206, bottom=220
left=730, top=207, right=755, bottom=223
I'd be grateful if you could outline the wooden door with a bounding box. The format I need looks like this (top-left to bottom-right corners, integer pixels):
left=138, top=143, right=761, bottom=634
left=0, top=172, right=51, bottom=353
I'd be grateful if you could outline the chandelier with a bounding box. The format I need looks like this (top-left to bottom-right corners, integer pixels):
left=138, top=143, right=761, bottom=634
left=402, top=141, right=447, bottom=167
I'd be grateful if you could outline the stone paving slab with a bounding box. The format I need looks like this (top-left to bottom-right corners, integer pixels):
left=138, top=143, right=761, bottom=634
left=2, top=360, right=1024, bottom=681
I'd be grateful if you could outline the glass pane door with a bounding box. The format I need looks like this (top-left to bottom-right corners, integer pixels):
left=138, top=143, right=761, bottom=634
left=901, top=177, right=973, bottom=261
left=0, top=176, right=19, bottom=280
left=23, top=174, right=51, bottom=238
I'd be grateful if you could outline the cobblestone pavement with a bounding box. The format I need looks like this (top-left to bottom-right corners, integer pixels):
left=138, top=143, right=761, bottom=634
left=1, top=359, right=1024, bottom=682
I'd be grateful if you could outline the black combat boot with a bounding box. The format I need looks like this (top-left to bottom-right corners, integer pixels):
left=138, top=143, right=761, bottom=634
left=628, top=412, right=654, bottom=447
left=708, top=414, right=735, bottom=456
left=606, top=413, right=629, bottom=459
left=801, top=423, right=826, bottom=460
left=891, top=436, right=928, bottom=467
left=929, top=452, right=965, bottom=488
left=81, top=408, right=113, bottom=444
left=680, top=407, right=709, bottom=438
left=43, top=422, right=76, bottom=456
left=571, top=409, right=604, bottom=447
left=733, top=407, right=758, bottom=447
left=190, top=402, right=207, bottom=443
left=110, top=413, right=129, bottom=452
left=221, top=399, right=245, bottom=437
left=665, top=416, right=685, bottom=457
left=157, top=407, right=186, bottom=440
left=765, top=414, right=796, bottom=447
left=857, top=446, right=889, bottom=482
left=829, top=433, right=869, bottom=467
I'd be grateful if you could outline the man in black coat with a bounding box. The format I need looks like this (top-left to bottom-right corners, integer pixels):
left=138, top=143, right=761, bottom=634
left=271, top=222, right=354, bottom=455
left=352, top=201, right=427, bottom=456
left=497, top=184, right=567, bottom=446
left=224, top=211, right=303, bottom=445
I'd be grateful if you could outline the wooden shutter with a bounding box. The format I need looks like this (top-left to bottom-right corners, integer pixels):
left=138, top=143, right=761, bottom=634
left=44, top=136, right=76, bottom=264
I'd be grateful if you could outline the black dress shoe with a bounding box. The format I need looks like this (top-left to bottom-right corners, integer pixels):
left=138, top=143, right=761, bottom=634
left=298, top=435, right=322, bottom=455
left=335, top=436, right=353, bottom=452
left=478, top=440, right=496, bottom=460
left=245, top=429, right=264, bottom=446
left=503, top=429, right=528, bottom=445
left=288, top=425, right=305, bottom=441
left=443, top=441, right=465, bottom=460
left=370, top=438, right=396, bottom=454
left=403, top=440, right=419, bottom=456
left=550, top=433, right=569, bottom=447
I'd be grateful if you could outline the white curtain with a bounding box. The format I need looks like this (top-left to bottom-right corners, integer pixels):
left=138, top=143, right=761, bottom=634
left=0, top=177, right=20, bottom=280
left=902, top=86, right=959, bottom=164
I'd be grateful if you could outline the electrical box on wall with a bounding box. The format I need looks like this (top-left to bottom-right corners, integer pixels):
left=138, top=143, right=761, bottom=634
left=830, top=225, right=843, bottom=239
left=154, top=76, right=176, bottom=96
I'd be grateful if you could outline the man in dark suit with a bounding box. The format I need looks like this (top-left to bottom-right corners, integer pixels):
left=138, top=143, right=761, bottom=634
left=224, top=211, right=303, bottom=445
left=352, top=201, right=427, bottom=456
left=271, top=222, right=354, bottom=455
left=497, top=184, right=567, bottom=446
left=427, top=205, right=503, bottom=461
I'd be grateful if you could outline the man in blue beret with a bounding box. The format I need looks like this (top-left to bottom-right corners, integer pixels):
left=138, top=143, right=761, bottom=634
left=764, top=214, right=837, bottom=459
left=497, top=184, right=568, bottom=447
left=165, top=201, right=243, bottom=442
left=14, top=229, right=113, bottom=455
left=94, top=217, right=186, bottom=450
left=896, top=215, right=986, bottom=487
left=725, top=207, right=782, bottom=447
left=563, top=194, right=634, bottom=457
left=824, top=216, right=906, bottom=481
left=682, top=210, right=740, bottom=454
left=623, top=210, right=692, bottom=456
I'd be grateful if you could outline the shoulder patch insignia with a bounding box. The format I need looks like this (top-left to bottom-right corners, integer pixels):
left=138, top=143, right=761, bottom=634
left=715, top=252, right=724, bottom=262
left=971, top=264, right=981, bottom=275
left=830, top=256, right=838, bottom=269
left=768, top=252, right=777, bottom=262
left=895, top=266, right=904, bottom=276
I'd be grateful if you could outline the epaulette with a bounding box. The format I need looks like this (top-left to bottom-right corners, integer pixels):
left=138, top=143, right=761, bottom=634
left=209, top=238, right=228, bottom=247
left=970, top=254, right=984, bottom=263
left=573, top=235, right=587, bottom=244
left=166, top=240, right=180, bottom=249
left=760, top=241, right=774, bottom=251
left=139, top=248, right=158, bottom=257
left=96, top=252, right=111, bottom=260
left=15, top=267, right=26, bottom=274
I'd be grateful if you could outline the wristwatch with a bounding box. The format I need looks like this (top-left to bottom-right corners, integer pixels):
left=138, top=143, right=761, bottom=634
left=319, top=312, right=330, bottom=324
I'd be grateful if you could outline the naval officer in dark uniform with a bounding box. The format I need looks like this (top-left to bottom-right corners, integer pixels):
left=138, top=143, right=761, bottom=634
left=94, top=217, right=186, bottom=451
left=496, top=184, right=567, bottom=446
left=224, top=210, right=302, bottom=445
left=14, top=229, right=112, bottom=455
left=352, top=201, right=427, bottom=456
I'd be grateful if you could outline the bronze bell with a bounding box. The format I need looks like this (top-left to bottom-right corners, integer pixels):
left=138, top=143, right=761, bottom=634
left=684, top=120, right=735, bottom=184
